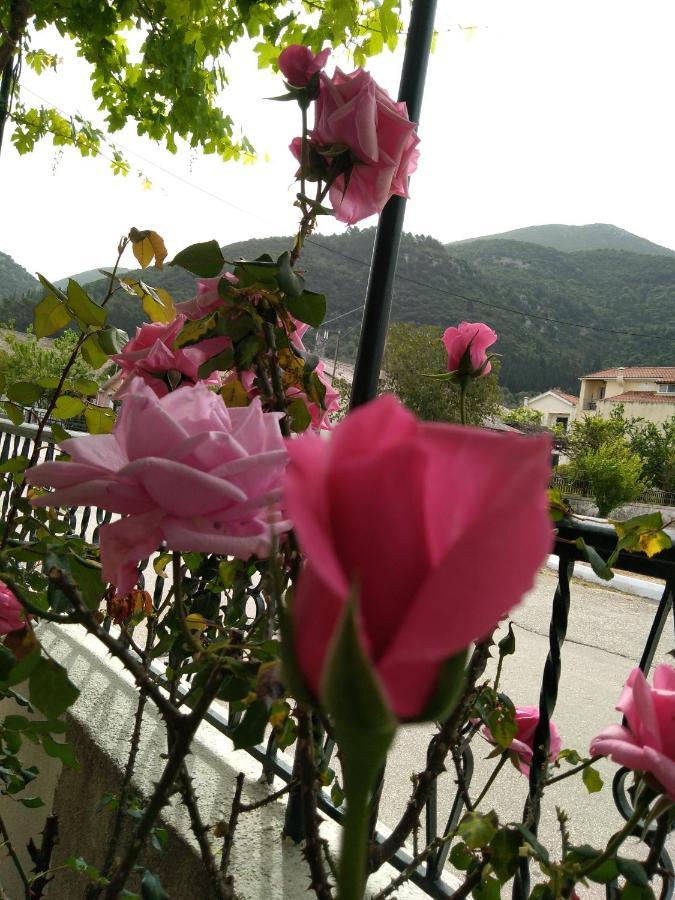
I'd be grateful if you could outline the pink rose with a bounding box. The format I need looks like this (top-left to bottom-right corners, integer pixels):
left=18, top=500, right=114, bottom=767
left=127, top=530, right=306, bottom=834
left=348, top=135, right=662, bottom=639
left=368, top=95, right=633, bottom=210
left=27, top=381, right=289, bottom=595
left=307, top=68, right=420, bottom=225
left=283, top=395, right=552, bottom=719
left=443, top=322, right=498, bottom=377
left=481, top=705, right=562, bottom=776
left=112, top=314, right=231, bottom=397
left=0, top=581, right=26, bottom=634
left=285, top=359, right=341, bottom=430
left=278, top=45, right=330, bottom=88
left=590, top=665, right=675, bottom=800
left=174, top=274, right=238, bottom=321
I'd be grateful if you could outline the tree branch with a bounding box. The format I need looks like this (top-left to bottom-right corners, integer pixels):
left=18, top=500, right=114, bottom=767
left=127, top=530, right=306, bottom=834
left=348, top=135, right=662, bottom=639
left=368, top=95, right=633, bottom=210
left=0, top=0, right=32, bottom=72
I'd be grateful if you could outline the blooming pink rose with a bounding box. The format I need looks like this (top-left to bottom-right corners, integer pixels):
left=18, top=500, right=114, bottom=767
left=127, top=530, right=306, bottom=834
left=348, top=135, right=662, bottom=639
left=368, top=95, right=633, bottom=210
left=27, top=381, right=289, bottom=595
left=481, top=705, right=562, bottom=776
left=283, top=395, right=552, bottom=719
left=174, top=274, right=239, bottom=321
left=307, top=68, right=420, bottom=224
left=278, top=45, right=330, bottom=87
left=286, top=359, right=341, bottom=429
left=112, top=314, right=231, bottom=397
left=443, top=322, right=498, bottom=377
left=0, top=581, right=26, bottom=634
left=590, top=665, right=675, bottom=800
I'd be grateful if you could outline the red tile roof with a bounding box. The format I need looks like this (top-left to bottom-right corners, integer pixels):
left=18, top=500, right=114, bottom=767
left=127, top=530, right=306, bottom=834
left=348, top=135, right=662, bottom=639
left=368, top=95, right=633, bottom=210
left=604, top=390, right=675, bottom=404
left=581, top=367, right=675, bottom=381
left=550, top=389, right=578, bottom=406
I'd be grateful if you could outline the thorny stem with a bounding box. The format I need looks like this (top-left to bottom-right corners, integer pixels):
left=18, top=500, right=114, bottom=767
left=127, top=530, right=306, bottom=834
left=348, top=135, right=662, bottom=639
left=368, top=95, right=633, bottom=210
left=238, top=779, right=297, bottom=813
left=472, top=752, right=508, bottom=809
left=262, top=322, right=290, bottom=437
left=450, top=743, right=474, bottom=813
left=645, top=807, right=672, bottom=879
left=102, top=664, right=227, bottom=898
left=221, top=772, right=245, bottom=877
left=297, top=706, right=334, bottom=900
left=0, top=810, right=30, bottom=896
left=0, top=242, right=127, bottom=552
left=545, top=756, right=601, bottom=786
left=178, top=763, right=229, bottom=899
left=173, top=552, right=203, bottom=657
left=369, top=639, right=492, bottom=872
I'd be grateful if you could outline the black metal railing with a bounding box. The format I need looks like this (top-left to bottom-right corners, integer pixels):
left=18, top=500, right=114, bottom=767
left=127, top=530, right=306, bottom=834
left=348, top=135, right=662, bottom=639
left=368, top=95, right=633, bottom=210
left=1, top=416, right=673, bottom=898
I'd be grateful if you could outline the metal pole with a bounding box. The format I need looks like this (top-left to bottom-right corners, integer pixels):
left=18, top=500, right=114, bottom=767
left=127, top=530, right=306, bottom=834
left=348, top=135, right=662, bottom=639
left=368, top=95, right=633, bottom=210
left=332, top=330, right=341, bottom=379
left=349, top=0, right=438, bottom=408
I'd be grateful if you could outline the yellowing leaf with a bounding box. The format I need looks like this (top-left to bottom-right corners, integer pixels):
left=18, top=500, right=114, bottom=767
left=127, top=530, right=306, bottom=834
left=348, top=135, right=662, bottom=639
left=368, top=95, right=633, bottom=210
left=142, top=287, right=176, bottom=323
left=638, top=530, right=672, bottom=558
left=132, top=236, right=154, bottom=269
left=53, top=395, right=85, bottom=420
left=34, top=294, right=72, bottom=338
left=185, top=613, right=207, bottom=634
left=128, top=227, right=168, bottom=269
left=148, top=231, right=167, bottom=269
left=84, top=405, right=115, bottom=435
left=220, top=380, right=250, bottom=407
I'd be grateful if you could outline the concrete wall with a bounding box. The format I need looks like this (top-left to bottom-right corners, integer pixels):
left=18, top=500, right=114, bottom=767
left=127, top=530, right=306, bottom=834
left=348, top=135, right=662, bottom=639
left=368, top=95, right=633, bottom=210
left=0, top=624, right=429, bottom=899
left=524, top=393, right=576, bottom=428
left=567, top=497, right=674, bottom=521
left=595, top=398, right=675, bottom=425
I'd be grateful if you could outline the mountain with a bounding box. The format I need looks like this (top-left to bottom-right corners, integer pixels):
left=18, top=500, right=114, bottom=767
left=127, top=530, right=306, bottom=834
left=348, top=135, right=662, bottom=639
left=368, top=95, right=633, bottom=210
left=451, top=223, right=675, bottom=257
left=0, top=250, right=38, bottom=303
left=3, top=227, right=674, bottom=395
left=54, top=268, right=130, bottom=290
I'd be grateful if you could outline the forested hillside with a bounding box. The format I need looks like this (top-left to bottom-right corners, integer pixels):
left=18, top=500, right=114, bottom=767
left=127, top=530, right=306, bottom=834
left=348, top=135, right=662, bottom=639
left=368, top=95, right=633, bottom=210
left=1, top=227, right=673, bottom=394
left=0, top=250, right=37, bottom=301
left=452, top=223, right=675, bottom=256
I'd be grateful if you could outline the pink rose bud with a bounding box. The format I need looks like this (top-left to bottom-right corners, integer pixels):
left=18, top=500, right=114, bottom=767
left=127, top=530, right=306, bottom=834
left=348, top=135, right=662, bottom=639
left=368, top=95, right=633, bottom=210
left=590, top=665, right=675, bottom=801
left=482, top=705, right=562, bottom=776
left=111, top=313, right=232, bottom=397
left=278, top=45, right=330, bottom=88
left=283, top=395, right=553, bottom=720
left=306, top=67, right=420, bottom=224
left=26, top=381, right=290, bottom=595
left=442, top=321, right=498, bottom=377
left=0, top=580, right=26, bottom=634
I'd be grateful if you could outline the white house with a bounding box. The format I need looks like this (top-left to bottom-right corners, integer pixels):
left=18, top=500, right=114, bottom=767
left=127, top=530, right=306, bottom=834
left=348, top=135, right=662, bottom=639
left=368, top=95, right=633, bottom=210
left=524, top=388, right=579, bottom=430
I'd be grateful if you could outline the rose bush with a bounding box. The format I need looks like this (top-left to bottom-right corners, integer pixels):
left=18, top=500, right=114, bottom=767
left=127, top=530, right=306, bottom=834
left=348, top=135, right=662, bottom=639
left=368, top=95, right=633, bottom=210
left=482, top=705, right=562, bottom=776
left=590, top=664, right=675, bottom=800
left=284, top=394, right=552, bottom=719
left=174, top=273, right=239, bottom=321
left=297, top=66, right=420, bottom=224
left=443, top=321, right=498, bottom=377
left=27, top=380, right=289, bottom=594
left=112, top=314, right=231, bottom=396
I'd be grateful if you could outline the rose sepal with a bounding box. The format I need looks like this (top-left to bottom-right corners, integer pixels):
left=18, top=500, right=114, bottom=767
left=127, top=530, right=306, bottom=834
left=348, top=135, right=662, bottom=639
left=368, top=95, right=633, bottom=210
left=411, top=649, right=468, bottom=723
left=321, top=588, right=396, bottom=900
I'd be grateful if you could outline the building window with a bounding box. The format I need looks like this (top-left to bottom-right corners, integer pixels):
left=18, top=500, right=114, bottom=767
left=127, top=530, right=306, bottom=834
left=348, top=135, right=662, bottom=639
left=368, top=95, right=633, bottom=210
left=657, top=383, right=675, bottom=393
left=555, top=416, right=569, bottom=430
left=599, top=385, right=606, bottom=399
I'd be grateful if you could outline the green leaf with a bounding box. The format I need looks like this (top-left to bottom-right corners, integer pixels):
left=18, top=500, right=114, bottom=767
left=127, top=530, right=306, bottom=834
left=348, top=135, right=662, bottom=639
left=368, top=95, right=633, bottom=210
left=20, top=797, right=45, bottom=808
left=29, top=658, right=79, bottom=719
left=197, top=347, right=234, bottom=380
left=277, top=250, right=305, bottom=297
left=230, top=699, right=268, bottom=750
left=621, top=885, right=655, bottom=900
left=170, top=240, right=224, bottom=277
left=472, top=876, right=500, bottom=900
left=7, top=381, right=43, bottom=405
left=617, top=858, right=648, bottom=887
left=490, top=828, right=520, bottom=883
left=53, top=396, right=85, bottom=420
left=286, top=289, right=326, bottom=328
left=567, top=845, right=618, bottom=884
left=3, top=402, right=24, bottom=426
left=486, top=705, right=517, bottom=750
left=81, top=334, right=108, bottom=368
left=6, top=647, right=41, bottom=687
left=498, top=622, right=516, bottom=657
left=50, top=423, right=70, bottom=442
left=582, top=765, right=604, bottom=793
left=512, top=823, right=549, bottom=864
left=458, top=811, right=498, bottom=850
left=65, top=280, right=107, bottom=329
left=287, top=397, right=312, bottom=433
left=85, top=405, right=115, bottom=435
left=449, top=841, right=474, bottom=871
left=70, top=378, right=100, bottom=396
left=97, top=326, right=128, bottom=355
left=575, top=537, right=614, bottom=580
left=0, top=455, right=29, bottom=474
left=34, top=293, right=71, bottom=338
left=70, top=555, right=106, bottom=608
left=41, top=734, right=78, bottom=769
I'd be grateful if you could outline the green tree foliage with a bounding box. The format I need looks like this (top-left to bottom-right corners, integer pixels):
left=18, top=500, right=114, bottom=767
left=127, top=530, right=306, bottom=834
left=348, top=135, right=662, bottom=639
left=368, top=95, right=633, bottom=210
left=574, top=440, right=644, bottom=517
left=382, top=322, right=502, bottom=426
left=0, top=327, right=101, bottom=384
left=502, top=406, right=543, bottom=427
left=565, top=409, right=627, bottom=462
left=1, top=0, right=402, bottom=168
left=625, top=416, right=675, bottom=492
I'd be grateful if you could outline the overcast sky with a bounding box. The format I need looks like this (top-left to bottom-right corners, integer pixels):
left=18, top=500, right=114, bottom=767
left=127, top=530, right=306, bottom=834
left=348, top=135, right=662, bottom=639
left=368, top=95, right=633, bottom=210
left=2, top=0, right=675, bottom=280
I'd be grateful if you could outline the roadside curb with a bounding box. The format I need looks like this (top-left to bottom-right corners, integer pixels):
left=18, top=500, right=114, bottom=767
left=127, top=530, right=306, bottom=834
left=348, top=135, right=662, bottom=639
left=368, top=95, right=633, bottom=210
left=546, top=555, right=665, bottom=602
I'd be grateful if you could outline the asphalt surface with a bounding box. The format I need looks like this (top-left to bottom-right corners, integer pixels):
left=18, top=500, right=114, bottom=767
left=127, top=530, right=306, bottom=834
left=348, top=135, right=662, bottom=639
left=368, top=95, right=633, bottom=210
left=376, top=569, right=674, bottom=894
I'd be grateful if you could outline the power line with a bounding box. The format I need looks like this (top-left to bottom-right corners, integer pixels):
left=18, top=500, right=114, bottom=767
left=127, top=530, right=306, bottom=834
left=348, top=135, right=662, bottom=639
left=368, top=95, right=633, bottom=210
left=17, top=87, right=675, bottom=343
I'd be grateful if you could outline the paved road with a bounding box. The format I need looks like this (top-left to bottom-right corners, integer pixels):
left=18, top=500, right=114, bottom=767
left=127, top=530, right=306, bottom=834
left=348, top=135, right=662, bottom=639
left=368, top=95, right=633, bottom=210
left=377, top=569, right=674, bottom=893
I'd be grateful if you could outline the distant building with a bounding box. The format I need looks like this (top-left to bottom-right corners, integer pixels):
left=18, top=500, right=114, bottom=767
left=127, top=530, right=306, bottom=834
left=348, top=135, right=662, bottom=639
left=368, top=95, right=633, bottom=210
left=578, top=367, right=675, bottom=424
left=523, top=388, right=578, bottom=431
